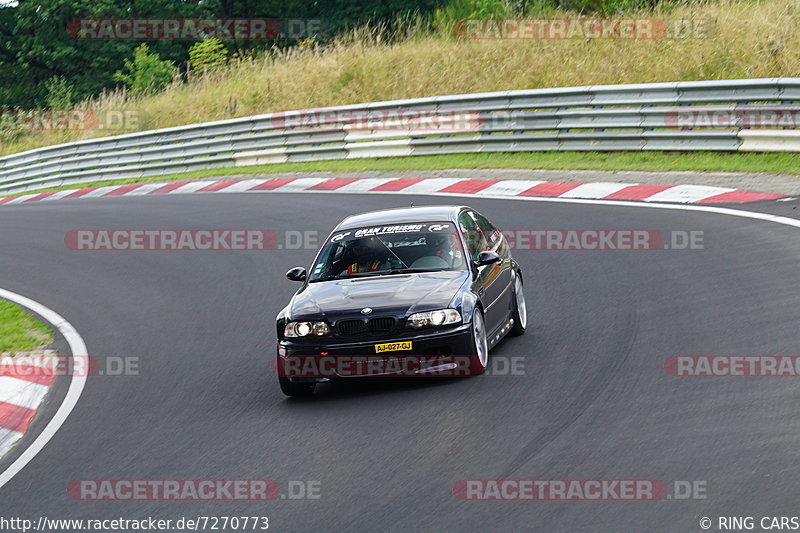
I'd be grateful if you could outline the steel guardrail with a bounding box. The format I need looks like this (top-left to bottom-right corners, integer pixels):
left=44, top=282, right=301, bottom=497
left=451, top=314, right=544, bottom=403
left=1, top=78, right=798, bottom=195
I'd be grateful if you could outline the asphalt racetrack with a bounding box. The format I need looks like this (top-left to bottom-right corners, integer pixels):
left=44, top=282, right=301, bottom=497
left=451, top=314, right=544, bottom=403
left=1, top=191, right=799, bottom=532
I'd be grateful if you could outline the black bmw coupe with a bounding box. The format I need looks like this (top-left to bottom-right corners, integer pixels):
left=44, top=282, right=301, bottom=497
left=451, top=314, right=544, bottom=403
left=275, top=205, right=526, bottom=396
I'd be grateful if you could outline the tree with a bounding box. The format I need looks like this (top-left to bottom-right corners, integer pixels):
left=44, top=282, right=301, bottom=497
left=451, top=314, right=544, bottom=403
left=113, top=44, right=178, bottom=96
left=189, top=39, right=229, bottom=75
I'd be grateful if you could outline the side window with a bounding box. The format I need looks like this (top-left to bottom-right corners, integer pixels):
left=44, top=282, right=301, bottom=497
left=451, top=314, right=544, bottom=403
left=472, top=212, right=502, bottom=252
left=458, top=211, right=488, bottom=261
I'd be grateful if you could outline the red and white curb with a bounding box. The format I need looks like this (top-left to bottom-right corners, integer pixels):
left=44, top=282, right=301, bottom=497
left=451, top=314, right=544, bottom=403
left=0, top=178, right=786, bottom=206
left=0, top=288, right=87, bottom=492
left=0, top=351, right=56, bottom=457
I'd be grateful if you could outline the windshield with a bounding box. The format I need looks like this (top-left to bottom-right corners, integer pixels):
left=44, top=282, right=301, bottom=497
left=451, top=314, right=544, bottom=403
left=308, top=222, right=467, bottom=282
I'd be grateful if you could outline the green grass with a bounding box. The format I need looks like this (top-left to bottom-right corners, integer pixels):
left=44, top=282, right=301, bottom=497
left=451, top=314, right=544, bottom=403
left=2, top=151, right=799, bottom=198
left=0, top=299, right=54, bottom=353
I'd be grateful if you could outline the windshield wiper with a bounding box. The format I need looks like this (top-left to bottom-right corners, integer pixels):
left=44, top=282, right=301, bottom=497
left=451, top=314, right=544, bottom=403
left=360, top=268, right=454, bottom=276
left=310, top=271, right=389, bottom=282
left=308, top=274, right=348, bottom=283
left=388, top=268, right=454, bottom=273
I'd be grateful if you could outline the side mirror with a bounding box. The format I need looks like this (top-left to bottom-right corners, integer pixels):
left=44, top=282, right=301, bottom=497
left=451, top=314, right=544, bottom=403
left=286, top=267, right=307, bottom=282
left=474, top=251, right=501, bottom=267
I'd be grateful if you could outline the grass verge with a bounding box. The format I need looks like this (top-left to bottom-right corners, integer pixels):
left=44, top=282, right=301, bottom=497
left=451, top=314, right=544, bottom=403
left=0, top=299, right=54, bottom=353
left=2, top=151, right=799, bottom=198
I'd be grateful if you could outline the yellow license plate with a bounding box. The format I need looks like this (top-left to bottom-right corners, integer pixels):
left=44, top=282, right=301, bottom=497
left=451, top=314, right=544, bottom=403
left=374, top=341, right=413, bottom=353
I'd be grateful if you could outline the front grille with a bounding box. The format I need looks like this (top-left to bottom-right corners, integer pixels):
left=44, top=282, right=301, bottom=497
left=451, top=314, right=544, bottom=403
left=335, top=317, right=398, bottom=338
left=337, top=319, right=367, bottom=337
left=369, top=317, right=396, bottom=333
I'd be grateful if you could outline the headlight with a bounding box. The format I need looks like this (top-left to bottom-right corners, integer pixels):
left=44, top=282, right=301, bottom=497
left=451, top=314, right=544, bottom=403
left=407, top=309, right=462, bottom=328
left=284, top=321, right=330, bottom=338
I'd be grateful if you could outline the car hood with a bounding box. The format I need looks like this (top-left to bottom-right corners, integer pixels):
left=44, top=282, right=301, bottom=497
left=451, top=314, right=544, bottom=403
left=289, top=270, right=470, bottom=320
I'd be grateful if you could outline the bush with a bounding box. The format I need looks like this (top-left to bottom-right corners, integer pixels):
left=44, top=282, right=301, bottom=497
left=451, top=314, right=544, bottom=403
left=113, top=44, right=178, bottom=97
left=188, top=39, right=229, bottom=75
left=44, top=76, right=74, bottom=109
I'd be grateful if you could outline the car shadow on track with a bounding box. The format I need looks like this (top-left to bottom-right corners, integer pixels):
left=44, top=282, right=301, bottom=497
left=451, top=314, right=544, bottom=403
left=281, top=376, right=469, bottom=403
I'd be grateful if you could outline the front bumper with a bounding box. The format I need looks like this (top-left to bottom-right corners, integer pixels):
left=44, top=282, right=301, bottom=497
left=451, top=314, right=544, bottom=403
left=276, top=324, right=473, bottom=380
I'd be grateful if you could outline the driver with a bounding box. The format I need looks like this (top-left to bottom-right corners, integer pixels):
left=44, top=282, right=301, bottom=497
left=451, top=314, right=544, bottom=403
left=430, top=233, right=463, bottom=266
left=342, top=238, right=384, bottom=274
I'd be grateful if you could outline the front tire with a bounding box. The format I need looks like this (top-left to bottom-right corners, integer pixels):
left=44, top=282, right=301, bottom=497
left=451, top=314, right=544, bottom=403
left=279, top=377, right=316, bottom=397
left=509, top=274, right=527, bottom=337
left=466, top=308, right=489, bottom=376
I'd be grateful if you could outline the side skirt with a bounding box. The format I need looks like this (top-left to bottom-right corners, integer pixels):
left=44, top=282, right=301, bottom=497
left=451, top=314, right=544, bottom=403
left=487, top=317, right=515, bottom=350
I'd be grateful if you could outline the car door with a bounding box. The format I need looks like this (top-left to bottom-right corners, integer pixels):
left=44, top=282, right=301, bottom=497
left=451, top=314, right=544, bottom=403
left=458, top=210, right=509, bottom=335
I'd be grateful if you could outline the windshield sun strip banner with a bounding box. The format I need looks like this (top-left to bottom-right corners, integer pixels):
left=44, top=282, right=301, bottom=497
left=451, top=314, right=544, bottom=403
left=330, top=223, right=453, bottom=243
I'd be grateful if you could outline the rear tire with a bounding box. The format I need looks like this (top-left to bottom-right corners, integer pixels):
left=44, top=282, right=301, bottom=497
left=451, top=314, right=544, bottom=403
left=465, top=308, right=489, bottom=376
left=279, top=377, right=316, bottom=397
left=509, top=274, right=527, bottom=337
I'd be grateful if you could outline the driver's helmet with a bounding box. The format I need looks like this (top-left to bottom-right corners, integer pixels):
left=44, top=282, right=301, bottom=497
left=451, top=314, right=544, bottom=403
left=348, top=237, right=381, bottom=260
left=429, top=232, right=461, bottom=258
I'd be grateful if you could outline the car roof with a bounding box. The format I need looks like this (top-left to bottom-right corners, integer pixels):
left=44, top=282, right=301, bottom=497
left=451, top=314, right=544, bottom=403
left=335, top=205, right=468, bottom=230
